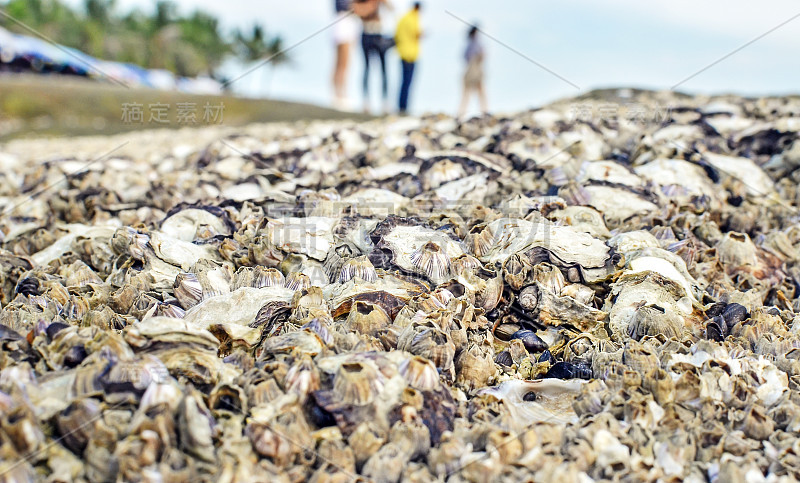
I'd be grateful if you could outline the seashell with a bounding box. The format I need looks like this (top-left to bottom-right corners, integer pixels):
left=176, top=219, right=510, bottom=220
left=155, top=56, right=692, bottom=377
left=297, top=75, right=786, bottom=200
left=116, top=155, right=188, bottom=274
left=573, top=379, right=608, bottom=416
left=246, top=401, right=314, bottom=467
left=502, top=253, right=532, bottom=291
left=338, top=256, right=378, bottom=283
left=362, top=442, right=408, bottom=483
left=285, top=272, right=311, bottom=291
left=370, top=222, right=464, bottom=286
left=63, top=260, right=103, bottom=288
left=422, top=158, right=467, bottom=190
left=398, top=355, right=440, bottom=391
left=161, top=207, right=232, bottom=242
left=494, top=350, right=513, bottom=367
left=458, top=266, right=502, bottom=313
left=396, top=322, right=456, bottom=374
left=621, top=341, right=660, bottom=375
left=450, top=253, right=483, bottom=276
left=626, top=304, right=684, bottom=340
left=455, top=342, right=496, bottom=391
left=3, top=405, right=45, bottom=456
left=246, top=377, right=285, bottom=408
left=188, top=259, right=232, bottom=299
left=478, top=379, right=586, bottom=427
left=518, top=285, right=539, bottom=311
left=332, top=361, right=385, bottom=406
left=326, top=272, right=428, bottom=321
left=737, top=405, right=774, bottom=440
left=302, top=318, right=334, bottom=346
left=548, top=205, right=611, bottom=239
left=562, top=334, right=598, bottom=366
left=254, top=267, right=286, bottom=288
left=722, top=303, right=749, bottom=329
left=182, top=286, right=294, bottom=330
left=410, top=242, right=452, bottom=284
left=463, top=223, right=496, bottom=259
left=494, top=323, right=521, bottom=341
left=230, top=266, right=257, bottom=290
left=267, top=216, right=337, bottom=261
left=259, top=330, right=325, bottom=357
left=284, top=355, right=320, bottom=404
left=531, top=262, right=566, bottom=295
left=388, top=419, right=431, bottom=461
left=481, top=217, right=610, bottom=280
left=538, top=349, right=555, bottom=364
left=643, top=367, right=675, bottom=405
left=705, top=316, right=727, bottom=342
left=543, top=361, right=593, bottom=380
left=427, top=431, right=471, bottom=476
left=608, top=271, right=693, bottom=341
left=252, top=300, right=292, bottom=335
left=507, top=339, right=529, bottom=365
left=155, top=301, right=185, bottom=319
left=486, top=429, right=523, bottom=465
left=716, top=231, right=758, bottom=267
left=348, top=422, right=387, bottom=466
left=345, top=301, right=391, bottom=336
left=110, top=284, right=140, bottom=313
left=510, top=329, right=548, bottom=353
left=535, top=281, right=608, bottom=331
left=207, top=383, right=247, bottom=414
left=173, top=272, right=203, bottom=309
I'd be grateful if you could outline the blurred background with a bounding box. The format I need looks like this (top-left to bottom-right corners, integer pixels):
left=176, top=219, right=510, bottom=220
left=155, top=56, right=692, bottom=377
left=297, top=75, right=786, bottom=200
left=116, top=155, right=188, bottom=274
left=0, top=0, right=799, bottom=138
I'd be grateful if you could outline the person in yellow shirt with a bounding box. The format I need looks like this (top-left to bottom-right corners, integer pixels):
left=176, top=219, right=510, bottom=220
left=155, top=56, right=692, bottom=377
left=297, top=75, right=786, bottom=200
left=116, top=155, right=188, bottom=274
left=395, top=2, right=421, bottom=114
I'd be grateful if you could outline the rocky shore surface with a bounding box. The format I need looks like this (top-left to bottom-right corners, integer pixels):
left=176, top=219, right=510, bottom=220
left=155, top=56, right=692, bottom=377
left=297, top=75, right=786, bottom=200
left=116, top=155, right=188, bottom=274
left=1, top=89, right=800, bottom=481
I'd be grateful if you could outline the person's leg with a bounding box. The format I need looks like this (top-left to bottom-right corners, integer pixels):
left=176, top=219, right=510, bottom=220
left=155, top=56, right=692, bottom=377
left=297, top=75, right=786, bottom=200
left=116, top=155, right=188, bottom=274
left=361, top=34, right=371, bottom=110
left=458, top=85, right=471, bottom=118
left=478, top=81, right=488, bottom=114
left=406, top=61, right=416, bottom=111
left=399, top=61, right=415, bottom=113
left=398, top=61, right=409, bottom=113
left=333, top=43, right=350, bottom=104
left=377, top=47, right=388, bottom=112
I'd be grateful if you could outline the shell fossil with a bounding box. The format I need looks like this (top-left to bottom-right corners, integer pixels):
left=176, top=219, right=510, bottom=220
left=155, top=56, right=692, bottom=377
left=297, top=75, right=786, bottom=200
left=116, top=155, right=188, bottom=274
left=1, top=90, right=800, bottom=481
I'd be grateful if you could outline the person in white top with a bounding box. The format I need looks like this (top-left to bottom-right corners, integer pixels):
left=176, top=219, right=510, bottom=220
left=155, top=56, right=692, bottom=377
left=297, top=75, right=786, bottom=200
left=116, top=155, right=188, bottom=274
left=332, top=0, right=359, bottom=110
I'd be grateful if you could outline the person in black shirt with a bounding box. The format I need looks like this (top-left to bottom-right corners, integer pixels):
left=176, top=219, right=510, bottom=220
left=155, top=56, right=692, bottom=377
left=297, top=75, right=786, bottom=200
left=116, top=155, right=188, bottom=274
left=353, top=0, right=393, bottom=114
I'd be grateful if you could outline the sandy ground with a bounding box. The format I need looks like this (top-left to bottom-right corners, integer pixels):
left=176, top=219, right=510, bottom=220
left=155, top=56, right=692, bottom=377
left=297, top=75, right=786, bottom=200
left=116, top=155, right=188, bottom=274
left=0, top=73, right=369, bottom=141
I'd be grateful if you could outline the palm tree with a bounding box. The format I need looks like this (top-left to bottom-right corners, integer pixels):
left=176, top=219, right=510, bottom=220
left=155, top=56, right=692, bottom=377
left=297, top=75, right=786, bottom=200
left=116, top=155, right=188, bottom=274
left=235, top=24, right=289, bottom=95
left=81, top=0, right=114, bottom=58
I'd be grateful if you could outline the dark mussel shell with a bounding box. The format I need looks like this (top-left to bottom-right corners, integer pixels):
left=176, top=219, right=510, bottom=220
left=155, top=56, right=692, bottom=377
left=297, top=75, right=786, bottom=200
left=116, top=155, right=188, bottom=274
left=542, top=361, right=592, bottom=380
left=510, top=329, right=548, bottom=353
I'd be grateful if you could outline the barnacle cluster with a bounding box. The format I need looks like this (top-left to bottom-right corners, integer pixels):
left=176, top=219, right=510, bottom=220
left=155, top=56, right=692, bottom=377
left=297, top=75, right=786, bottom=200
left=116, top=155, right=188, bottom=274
left=1, top=89, right=800, bottom=481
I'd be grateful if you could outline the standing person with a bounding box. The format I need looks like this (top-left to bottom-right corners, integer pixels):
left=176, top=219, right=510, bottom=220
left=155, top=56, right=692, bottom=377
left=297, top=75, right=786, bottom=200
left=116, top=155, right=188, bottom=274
left=395, top=2, right=421, bottom=115
left=331, top=0, right=359, bottom=110
left=458, top=25, right=488, bottom=118
left=354, top=0, right=393, bottom=114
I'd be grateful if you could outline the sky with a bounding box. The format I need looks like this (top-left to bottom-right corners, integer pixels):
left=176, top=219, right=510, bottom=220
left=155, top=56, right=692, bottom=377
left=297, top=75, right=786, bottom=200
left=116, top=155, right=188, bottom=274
left=65, top=0, right=800, bottom=115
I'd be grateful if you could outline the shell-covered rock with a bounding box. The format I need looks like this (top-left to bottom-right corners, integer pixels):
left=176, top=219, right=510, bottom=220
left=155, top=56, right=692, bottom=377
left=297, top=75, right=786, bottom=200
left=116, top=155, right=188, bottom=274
left=2, top=89, right=800, bottom=481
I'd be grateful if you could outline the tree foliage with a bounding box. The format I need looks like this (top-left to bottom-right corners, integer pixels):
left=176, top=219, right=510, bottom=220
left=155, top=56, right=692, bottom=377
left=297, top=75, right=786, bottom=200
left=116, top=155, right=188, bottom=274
left=0, top=0, right=288, bottom=78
